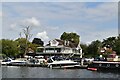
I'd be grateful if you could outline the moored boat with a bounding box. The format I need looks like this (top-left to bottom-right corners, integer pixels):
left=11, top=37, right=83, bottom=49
left=87, top=53, right=120, bottom=71
left=87, top=61, right=120, bottom=71
left=1, top=58, right=27, bottom=65
left=47, top=56, right=80, bottom=69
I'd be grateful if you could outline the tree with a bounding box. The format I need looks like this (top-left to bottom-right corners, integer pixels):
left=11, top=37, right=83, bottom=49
left=102, top=36, right=120, bottom=55
left=28, top=43, right=38, bottom=53
left=80, top=43, right=88, bottom=56
left=2, top=39, right=19, bottom=57
left=21, top=26, right=33, bottom=56
left=102, top=37, right=116, bottom=48
left=15, top=38, right=39, bottom=57
left=15, top=38, right=30, bottom=57
left=87, top=40, right=102, bottom=57
left=32, top=38, right=44, bottom=46
left=60, top=32, right=80, bottom=45
left=113, top=37, right=120, bottom=55
left=0, top=40, right=2, bottom=54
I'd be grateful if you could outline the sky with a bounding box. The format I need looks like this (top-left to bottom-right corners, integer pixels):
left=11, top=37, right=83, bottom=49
left=1, top=1, right=119, bottom=45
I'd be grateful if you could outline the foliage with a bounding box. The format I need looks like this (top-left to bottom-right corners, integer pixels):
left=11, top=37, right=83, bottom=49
left=1, top=38, right=39, bottom=57
left=15, top=38, right=29, bottom=56
left=2, top=39, right=19, bottom=57
left=113, top=37, right=120, bottom=55
left=32, top=38, right=44, bottom=46
left=87, top=40, right=102, bottom=57
left=0, top=40, right=2, bottom=54
left=15, top=38, right=39, bottom=56
left=28, top=43, right=38, bottom=52
left=1, top=31, right=120, bottom=58
left=102, top=36, right=120, bottom=55
left=60, top=32, right=80, bottom=45
left=102, top=37, right=116, bottom=48
left=80, top=43, right=88, bottom=55
left=61, top=32, right=120, bottom=57
left=0, top=53, right=6, bottom=59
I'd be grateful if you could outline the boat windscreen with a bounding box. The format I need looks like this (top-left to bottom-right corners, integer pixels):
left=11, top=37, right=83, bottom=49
left=52, top=56, right=65, bottom=61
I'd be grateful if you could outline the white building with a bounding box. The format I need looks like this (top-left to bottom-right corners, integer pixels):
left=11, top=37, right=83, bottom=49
left=36, top=39, right=83, bottom=58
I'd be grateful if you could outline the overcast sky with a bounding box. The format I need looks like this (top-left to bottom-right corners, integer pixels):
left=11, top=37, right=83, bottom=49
left=1, top=2, right=118, bottom=44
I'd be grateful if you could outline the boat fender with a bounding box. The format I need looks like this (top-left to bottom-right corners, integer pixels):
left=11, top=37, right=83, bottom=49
left=116, top=64, right=119, bottom=67
left=99, top=64, right=102, bottom=67
left=49, top=65, right=53, bottom=69
left=87, top=68, right=97, bottom=71
left=60, top=64, right=62, bottom=68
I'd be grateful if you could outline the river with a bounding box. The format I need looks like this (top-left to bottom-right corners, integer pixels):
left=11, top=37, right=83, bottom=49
left=1, top=66, right=120, bottom=78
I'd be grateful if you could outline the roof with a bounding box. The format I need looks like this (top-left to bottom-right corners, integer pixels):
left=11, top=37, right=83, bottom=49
left=46, top=39, right=78, bottom=48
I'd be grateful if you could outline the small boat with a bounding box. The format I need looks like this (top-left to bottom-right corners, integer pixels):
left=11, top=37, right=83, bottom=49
left=1, top=58, right=27, bottom=65
left=1, top=58, right=13, bottom=65
left=47, top=56, right=80, bottom=69
left=87, top=55, right=120, bottom=72
left=87, top=61, right=120, bottom=72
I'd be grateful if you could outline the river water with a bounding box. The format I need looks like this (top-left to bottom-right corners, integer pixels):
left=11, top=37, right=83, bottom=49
left=1, top=66, right=120, bottom=78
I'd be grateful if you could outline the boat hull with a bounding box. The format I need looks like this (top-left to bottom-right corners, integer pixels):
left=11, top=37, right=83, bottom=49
left=47, top=60, right=80, bottom=69
left=88, top=61, right=120, bottom=71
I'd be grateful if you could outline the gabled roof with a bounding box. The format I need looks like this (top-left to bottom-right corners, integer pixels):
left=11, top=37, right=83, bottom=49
left=46, top=39, right=78, bottom=48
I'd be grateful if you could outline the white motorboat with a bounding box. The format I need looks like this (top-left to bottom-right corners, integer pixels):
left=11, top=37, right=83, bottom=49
left=1, top=58, right=27, bottom=65
left=47, top=56, right=80, bottom=69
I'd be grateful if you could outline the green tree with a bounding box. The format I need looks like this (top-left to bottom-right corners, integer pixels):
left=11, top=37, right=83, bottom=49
left=32, top=38, right=44, bottom=46
left=102, top=36, right=120, bottom=55
left=60, top=32, right=80, bottom=45
left=15, top=38, right=39, bottom=56
left=2, top=39, right=19, bottom=57
left=0, top=40, right=2, bottom=54
left=102, top=37, right=116, bottom=48
left=15, top=38, right=30, bottom=57
left=80, top=43, right=88, bottom=56
left=28, top=43, right=39, bottom=53
left=87, top=40, right=102, bottom=57
left=113, top=37, right=120, bottom=55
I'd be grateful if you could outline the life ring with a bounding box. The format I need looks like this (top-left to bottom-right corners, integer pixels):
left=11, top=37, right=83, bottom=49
left=116, top=64, right=119, bottom=67
left=107, top=64, right=110, bottom=67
